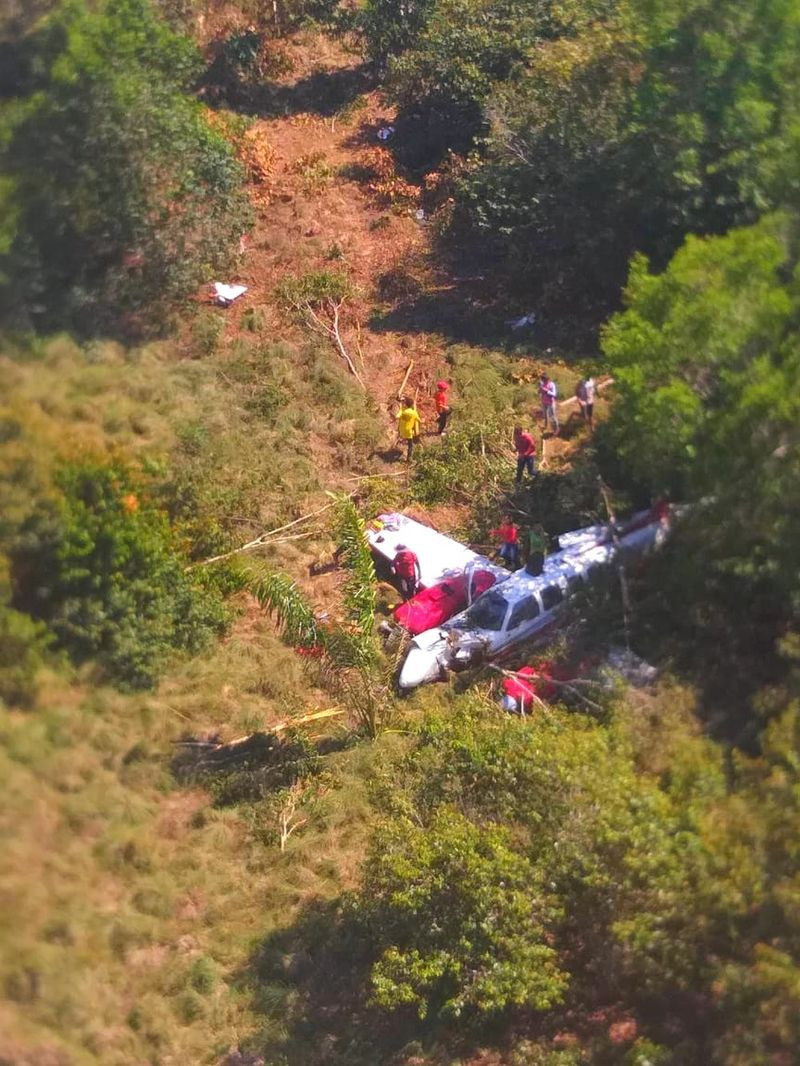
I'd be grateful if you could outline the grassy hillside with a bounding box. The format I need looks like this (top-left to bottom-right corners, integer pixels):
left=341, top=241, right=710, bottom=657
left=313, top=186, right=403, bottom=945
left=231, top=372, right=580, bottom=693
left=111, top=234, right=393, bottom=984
left=3, top=3, right=800, bottom=1065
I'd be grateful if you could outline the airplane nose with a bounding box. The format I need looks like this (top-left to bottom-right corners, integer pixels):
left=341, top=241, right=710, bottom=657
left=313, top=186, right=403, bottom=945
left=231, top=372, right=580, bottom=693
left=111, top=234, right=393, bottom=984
left=399, top=645, right=441, bottom=689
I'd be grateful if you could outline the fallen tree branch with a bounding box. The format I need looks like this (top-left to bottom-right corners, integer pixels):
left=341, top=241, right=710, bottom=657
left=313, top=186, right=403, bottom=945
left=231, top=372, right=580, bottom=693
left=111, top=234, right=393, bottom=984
left=397, top=359, right=414, bottom=399
left=329, top=298, right=367, bottom=388
left=340, top=471, right=408, bottom=482
left=173, top=708, right=345, bottom=755
left=558, top=375, right=615, bottom=410
left=186, top=499, right=343, bottom=569
left=286, top=291, right=366, bottom=389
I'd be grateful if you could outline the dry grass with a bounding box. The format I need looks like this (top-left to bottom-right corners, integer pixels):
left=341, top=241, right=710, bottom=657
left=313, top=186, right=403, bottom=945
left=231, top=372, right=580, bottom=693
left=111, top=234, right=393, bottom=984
left=0, top=638, right=383, bottom=1063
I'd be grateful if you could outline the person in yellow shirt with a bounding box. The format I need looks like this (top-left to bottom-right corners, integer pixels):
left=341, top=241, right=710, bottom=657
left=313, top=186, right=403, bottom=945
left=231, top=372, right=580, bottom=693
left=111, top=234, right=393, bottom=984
left=397, top=396, right=421, bottom=461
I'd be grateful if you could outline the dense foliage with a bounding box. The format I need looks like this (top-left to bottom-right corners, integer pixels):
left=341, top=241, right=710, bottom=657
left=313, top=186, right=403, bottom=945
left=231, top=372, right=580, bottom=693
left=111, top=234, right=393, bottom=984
left=347, top=697, right=800, bottom=1059
left=597, top=214, right=800, bottom=729
left=3, top=0, right=800, bottom=1060
left=363, top=0, right=800, bottom=314
left=10, top=462, right=231, bottom=689
left=0, top=0, right=251, bottom=334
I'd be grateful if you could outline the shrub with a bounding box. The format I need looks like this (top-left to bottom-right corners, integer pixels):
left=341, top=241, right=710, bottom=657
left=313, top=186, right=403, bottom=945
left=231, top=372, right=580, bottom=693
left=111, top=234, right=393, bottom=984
left=191, top=312, right=226, bottom=358
left=411, top=418, right=506, bottom=504
left=359, top=808, right=567, bottom=1019
left=0, top=606, right=53, bottom=708
left=0, top=0, right=252, bottom=335
left=10, top=462, right=231, bottom=689
left=276, top=270, right=354, bottom=309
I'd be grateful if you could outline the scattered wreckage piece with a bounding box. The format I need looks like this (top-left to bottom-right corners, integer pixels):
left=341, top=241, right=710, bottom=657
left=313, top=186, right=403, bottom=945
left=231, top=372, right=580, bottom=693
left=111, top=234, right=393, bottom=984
left=213, top=282, right=248, bottom=307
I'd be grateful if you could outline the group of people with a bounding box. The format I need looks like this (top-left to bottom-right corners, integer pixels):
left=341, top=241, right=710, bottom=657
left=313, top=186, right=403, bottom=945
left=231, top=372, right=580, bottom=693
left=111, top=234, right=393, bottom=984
left=397, top=373, right=596, bottom=467
left=396, top=380, right=450, bottom=461
left=514, top=374, right=596, bottom=483
left=389, top=514, right=548, bottom=606
left=490, top=515, right=548, bottom=575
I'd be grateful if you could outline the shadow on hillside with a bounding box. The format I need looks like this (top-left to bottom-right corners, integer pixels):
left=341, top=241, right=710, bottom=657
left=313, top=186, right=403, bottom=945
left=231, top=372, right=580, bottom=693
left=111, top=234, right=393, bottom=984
left=368, top=289, right=585, bottom=356
left=367, top=233, right=603, bottom=355
left=232, top=899, right=629, bottom=1066
left=233, top=898, right=437, bottom=1065
left=201, top=63, right=375, bottom=119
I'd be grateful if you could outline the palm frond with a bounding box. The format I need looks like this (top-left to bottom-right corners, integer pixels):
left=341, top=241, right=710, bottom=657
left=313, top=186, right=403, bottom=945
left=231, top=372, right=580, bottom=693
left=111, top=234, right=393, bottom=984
left=329, top=494, right=377, bottom=640
left=250, top=571, right=322, bottom=649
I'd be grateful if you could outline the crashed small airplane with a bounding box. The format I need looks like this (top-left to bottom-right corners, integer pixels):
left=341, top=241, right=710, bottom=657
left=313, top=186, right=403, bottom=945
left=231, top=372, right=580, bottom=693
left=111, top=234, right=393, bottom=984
left=367, top=513, right=510, bottom=635
left=371, top=506, right=672, bottom=691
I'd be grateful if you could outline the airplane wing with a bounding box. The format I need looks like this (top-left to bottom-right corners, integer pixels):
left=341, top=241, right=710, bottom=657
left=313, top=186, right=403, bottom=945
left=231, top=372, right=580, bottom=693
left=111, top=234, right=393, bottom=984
left=367, top=512, right=499, bottom=589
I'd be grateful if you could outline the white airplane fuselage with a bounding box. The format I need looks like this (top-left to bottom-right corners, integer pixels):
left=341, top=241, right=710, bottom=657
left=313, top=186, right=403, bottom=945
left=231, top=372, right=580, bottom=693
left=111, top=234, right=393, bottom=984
left=398, top=513, right=668, bottom=690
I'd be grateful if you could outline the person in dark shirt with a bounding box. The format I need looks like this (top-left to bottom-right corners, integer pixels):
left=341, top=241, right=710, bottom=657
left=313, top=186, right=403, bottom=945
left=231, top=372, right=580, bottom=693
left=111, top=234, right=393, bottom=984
left=525, top=524, right=547, bottom=576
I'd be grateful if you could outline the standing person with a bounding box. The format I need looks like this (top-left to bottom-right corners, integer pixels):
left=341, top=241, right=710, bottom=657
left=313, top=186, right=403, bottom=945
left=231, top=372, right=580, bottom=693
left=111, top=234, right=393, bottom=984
left=575, top=375, right=596, bottom=430
left=392, top=544, right=421, bottom=600
left=397, top=396, right=421, bottom=461
left=525, top=524, right=547, bottom=576
left=434, top=380, right=451, bottom=434
left=491, top=515, right=520, bottom=570
left=539, top=373, right=559, bottom=434
left=513, top=425, right=537, bottom=484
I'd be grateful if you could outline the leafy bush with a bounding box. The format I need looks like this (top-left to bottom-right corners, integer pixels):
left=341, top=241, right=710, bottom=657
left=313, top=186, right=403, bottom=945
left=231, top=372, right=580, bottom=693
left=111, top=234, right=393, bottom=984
left=191, top=312, right=226, bottom=358
left=0, top=0, right=252, bottom=335
left=10, top=462, right=231, bottom=689
left=411, top=418, right=506, bottom=504
left=352, top=699, right=731, bottom=1028
left=0, top=605, right=54, bottom=707
left=276, top=270, right=354, bottom=309
left=361, top=808, right=567, bottom=1019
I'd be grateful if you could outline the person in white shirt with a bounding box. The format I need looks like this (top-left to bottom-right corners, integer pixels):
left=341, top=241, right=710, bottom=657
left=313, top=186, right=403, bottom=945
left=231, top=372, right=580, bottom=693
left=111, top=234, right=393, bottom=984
left=538, top=374, right=559, bottom=434
left=576, top=375, right=596, bottom=430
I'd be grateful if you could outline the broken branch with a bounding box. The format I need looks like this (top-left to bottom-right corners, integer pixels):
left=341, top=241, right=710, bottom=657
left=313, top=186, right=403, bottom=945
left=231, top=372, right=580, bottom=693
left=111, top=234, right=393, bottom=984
left=397, top=359, right=414, bottom=399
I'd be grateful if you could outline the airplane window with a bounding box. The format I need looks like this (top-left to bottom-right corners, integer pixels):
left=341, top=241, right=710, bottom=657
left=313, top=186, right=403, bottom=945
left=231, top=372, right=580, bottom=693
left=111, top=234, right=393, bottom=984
left=466, top=590, right=509, bottom=631
left=541, top=585, right=564, bottom=611
left=508, top=595, right=540, bottom=630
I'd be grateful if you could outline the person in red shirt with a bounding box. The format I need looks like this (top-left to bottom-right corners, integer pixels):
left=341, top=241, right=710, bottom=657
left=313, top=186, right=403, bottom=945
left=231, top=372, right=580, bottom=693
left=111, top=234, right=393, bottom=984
left=513, top=425, right=537, bottom=484
left=434, top=380, right=451, bottom=434
left=490, top=515, right=520, bottom=569
left=392, top=544, right=421, bottom=600
left=501, top=666, right=537, bottom=714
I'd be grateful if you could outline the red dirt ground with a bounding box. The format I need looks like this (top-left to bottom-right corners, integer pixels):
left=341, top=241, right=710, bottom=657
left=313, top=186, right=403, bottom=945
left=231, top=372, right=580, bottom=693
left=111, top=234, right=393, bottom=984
left=206, top=31, right=452, bottom=459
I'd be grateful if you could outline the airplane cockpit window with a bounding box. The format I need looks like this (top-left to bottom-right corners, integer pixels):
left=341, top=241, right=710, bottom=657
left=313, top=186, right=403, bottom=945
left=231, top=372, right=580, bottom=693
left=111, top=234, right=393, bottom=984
left=465, top=590, right=509, bottom=631
left=508, top=595, right=541, bottom=630
left=541, top=585, right=564, bottom=611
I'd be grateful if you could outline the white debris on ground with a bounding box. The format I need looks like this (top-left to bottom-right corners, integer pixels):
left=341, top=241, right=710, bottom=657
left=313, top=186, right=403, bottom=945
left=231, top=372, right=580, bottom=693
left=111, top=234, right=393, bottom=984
left=213, top=282, right=248, bottom=307
left=508, top=311, right=536, bottom=330
left=604, top=647, right=658, bottom=687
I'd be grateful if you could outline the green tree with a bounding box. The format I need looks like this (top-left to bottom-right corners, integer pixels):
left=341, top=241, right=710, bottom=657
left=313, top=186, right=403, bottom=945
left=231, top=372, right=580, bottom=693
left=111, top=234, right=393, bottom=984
left=440, top=0, right=800, bottom=315
left=363, top=808, right=567, bottom=1019
left=0, top=605, right=54, bottom=707
left=0, top=0, right=251, bottom=334
left=10, top=461, right=230, bottom=689
left=600, top=214, right=800, bottom=714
